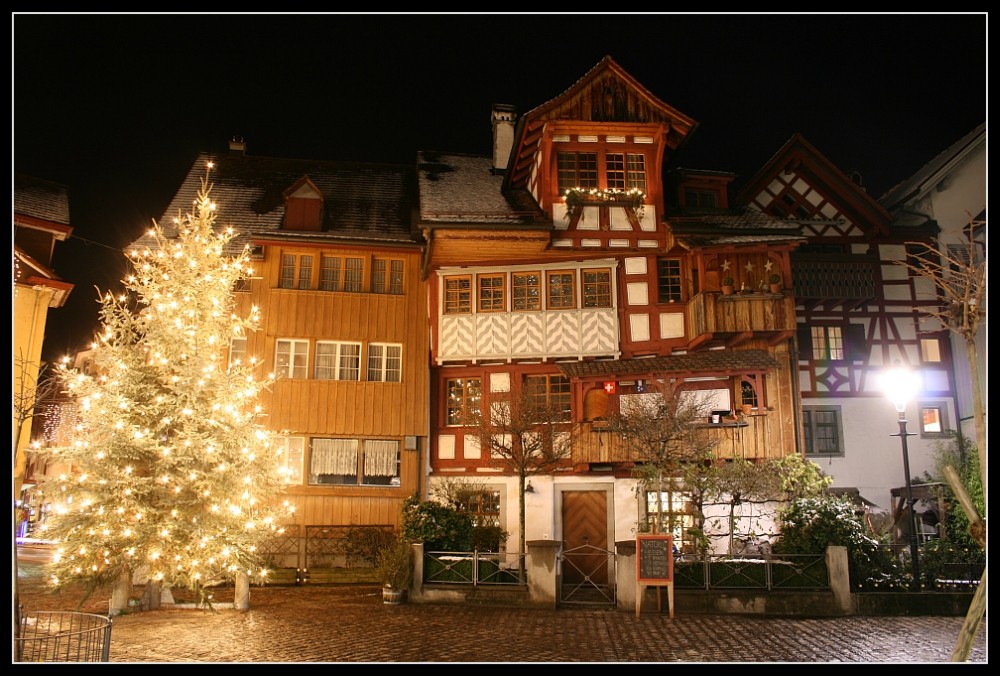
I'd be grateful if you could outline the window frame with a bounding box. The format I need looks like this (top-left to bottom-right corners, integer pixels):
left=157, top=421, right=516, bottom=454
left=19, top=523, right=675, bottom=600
left=372, top=257, right=405, bottom=295
left=919, top=402, right=949, bottom=438
left=275, top=339, right=310, bottom=379
left=367, top=342, right=403, bottom=383
left=444, top=275, right=473, bottom=314
left=512, top=271, right=542, bottom=311
left=274, top=436, right=305, bottom=485
left=477, top=273, right=506, bottom=312
left=315, top=340, right=362, bottom=381
left=229, top=336, right=247, bottom=368
left=524, top=374, right=572, bottom=422
left=656, top=258, right=683, bottom=304
left=557, top=150, right=598, bottom=192
left=306, top=437, right=400, bottom=487
left=546, top=270, right=576, bottom=310
left=279, top=253, right=314, bottom=290
left=446, top=377, right=482, bottom=426
left=582, top=268, right=612, bottom=308
left=801, top=405, right=845, bottom=457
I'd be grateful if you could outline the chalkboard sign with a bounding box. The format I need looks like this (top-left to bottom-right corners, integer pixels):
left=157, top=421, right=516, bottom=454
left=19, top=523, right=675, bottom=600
left=636, top=534, right=673, bottom=583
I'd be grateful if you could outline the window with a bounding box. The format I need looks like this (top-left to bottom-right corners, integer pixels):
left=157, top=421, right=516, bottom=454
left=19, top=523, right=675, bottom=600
left=920, top=338, right=942, bottom=363
left=645, top=489, right=696, bottom=554
left=810, top=326, right=844, bottom=361
left=308, top=438, right=400, bottom=486
left=320, top=255, right=341, bottom=291
left=372, top=258, right=404, bottom=295
left=802, top=406, right=844, bottom=456
left=229, top=336, right=247, bottom=368
left=582, top=268, right=612, bottom=308
left=344, top=257, right=363, bottom=292
left=446, top=378, right=482, bottom=426
left=444, top=275, right=472, bottom=314
left=546, top=271, right=575, bottom=309
left=626, top=153, right=647, bottom=192
left=920, top=404, right=948, bottom=437
left=478, top=273, right=506, bottom=312
left=557, top=151, right=598, bottom=192
left=279, top=254, right=313, bottom=289
left=740, top=380, right=758, bottom=410
left=524, top=374, right=571, bottom=421
left=368, top=343, right=402, bottom=382
left=684, top=189, right=718, bottom=209
left=458, top=490, right=501, bottom=528
left=512, top=271, right=541, bottom=311
left=656, top=258, right=683, bottom=303
left=315, top=341, right=361, bottom=381
left=275, top=339, right=309, bottom=379
left=274, top=436, right=305, bottom=485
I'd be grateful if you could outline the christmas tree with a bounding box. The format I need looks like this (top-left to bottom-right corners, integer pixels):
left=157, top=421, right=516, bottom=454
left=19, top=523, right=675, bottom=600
left=39, top=175, right=293, bottom=605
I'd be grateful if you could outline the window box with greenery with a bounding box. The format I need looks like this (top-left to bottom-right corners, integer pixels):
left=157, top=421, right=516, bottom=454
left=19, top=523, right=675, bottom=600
left=563, top=187, right=645, bottom=218
left=375, top=536, right=414, bottom=604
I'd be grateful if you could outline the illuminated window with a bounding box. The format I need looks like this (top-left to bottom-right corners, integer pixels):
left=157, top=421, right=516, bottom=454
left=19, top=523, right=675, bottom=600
left=308, top=438, right=400, bottom=487
left=274, top=436, right=305, bottom=485
left=275, top=339, right=309, bottom=379
left=478, top=273, right=506, bottom=312
left=582, top=268, right=612, bottom=308
left=557, top=151, right=598, bottom=192
left=367, top=343, right=402, bottom=382
left=645, top=488, right=696, bottom=554
left=512, top=272, right=541, bottom=311
left=458, top=490, right=502, bottom=529
left=229, top=337, right=247, bottom=368
left=547, top=271, right=575, bottom=309
left=810, top=326, right=844, bottom=361
left=446, top=378, right=482, bottom=426
left=444, top=276, right=472, bottom=314
left=524, top=374, right=571, bottom=421
left=279, top=254, right=313, bottom=289
left=921, top=338, right=942, bottom=363
left=920, top=404, right=948, bottom=437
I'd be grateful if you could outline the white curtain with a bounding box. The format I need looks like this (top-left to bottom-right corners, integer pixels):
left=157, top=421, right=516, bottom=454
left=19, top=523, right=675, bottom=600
left=311, top=438, right=358, bottom=475
left=363, top=440, right=398, bottom=477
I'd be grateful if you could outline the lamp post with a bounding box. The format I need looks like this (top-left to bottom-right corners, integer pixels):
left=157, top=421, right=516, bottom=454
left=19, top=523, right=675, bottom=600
left=881, top=365, right=922, bottom=592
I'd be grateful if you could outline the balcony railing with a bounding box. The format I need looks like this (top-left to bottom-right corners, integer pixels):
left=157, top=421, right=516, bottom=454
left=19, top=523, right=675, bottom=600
left=791, top=254, right=878, bottom=301
left=686, top=291, right=796, bottom=339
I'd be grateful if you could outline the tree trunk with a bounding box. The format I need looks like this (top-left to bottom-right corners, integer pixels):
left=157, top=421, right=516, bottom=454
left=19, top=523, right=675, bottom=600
left=235, top=571, right=251, bottom=610
left=109, top=568, right=132, bottom=615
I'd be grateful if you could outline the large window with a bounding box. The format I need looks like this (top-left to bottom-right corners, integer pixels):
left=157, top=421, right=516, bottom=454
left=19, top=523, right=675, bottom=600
left=606, top=152, right=647, bottom=192
left=557, top=151, right=598, bottom=192
left=546, top=271, right=575, bottom=309
left=657, top=258, right=683, bottom=303
left=645, top=488, right=696, bottom=554
left=458, top=490, right=501, bottom=528
left=229, top=336, right=247, bottom=368
left=582, top=268, right=612, bottom=308
left=315, top=341, right=362, bottom=381
left=372, top=258, right=404, bottom=295
left=280, top=254, right=313, bottom=289
left=512, top=272, right=541, bottom=311
left=275, top=339, right=309, bottom=379
left=524, top=374, right=571, bottom=421
left=810, top=326, right=844, bottom=361
left=444, top=276, right=472, bottom=314
left=367, top=343, right=402, bottom=382
left=802, top=406, right=844, bottom=456
left=309, top=438, right=400, bottom=486
left=446, top=378, right=482, bottom=426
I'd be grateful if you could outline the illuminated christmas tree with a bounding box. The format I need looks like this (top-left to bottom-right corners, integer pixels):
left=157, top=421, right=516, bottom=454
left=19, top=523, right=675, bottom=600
left=39, top=175, right=292, bottom=608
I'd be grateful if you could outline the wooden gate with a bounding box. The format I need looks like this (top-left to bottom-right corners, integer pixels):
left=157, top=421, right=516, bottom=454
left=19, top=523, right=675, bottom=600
left=559, top=490, right=615, bottom=606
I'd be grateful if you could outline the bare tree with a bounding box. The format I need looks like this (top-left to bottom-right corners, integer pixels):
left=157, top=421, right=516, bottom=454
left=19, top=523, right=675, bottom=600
left=897, top=214, right=986, bottom=662
left=13, top=354, right=62, bottom=499
left=465, top=384, right=577, bottom=564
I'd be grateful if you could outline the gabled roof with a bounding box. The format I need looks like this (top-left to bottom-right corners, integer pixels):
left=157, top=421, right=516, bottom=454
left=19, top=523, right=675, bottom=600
left=879, top=122, right=986, bottom=212
left=504, top=55, right=698, bottom=191
left=417, top=151, right=550, bottom=228
left=556, top=349, right=781, bottom=379
left=734, top=134, right=893, bottom=237
left=136, top=151, right=419, bottom=255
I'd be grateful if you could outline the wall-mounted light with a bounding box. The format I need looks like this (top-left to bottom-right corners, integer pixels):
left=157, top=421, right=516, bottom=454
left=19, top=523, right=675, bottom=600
left=525, top=481, right=535, bottom=493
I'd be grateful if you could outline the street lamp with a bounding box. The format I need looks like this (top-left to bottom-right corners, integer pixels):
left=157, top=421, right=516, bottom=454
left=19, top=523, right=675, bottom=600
left=881, top=364, right=922, bottom=592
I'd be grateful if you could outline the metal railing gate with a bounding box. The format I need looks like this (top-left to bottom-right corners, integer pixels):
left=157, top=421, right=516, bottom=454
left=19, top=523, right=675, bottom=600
left=558, top=542, right=617, bottom=606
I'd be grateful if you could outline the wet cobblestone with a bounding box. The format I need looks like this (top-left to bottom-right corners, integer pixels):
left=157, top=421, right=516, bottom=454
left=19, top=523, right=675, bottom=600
left=16, top=557, right=987, bottom=663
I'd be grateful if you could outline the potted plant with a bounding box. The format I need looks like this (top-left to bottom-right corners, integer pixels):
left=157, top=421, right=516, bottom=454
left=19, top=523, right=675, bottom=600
left=768, top=273, right=782, bottom=293
left=375, top=536, right=413, bottom=604
left=721, top=276, right=735, bottom=296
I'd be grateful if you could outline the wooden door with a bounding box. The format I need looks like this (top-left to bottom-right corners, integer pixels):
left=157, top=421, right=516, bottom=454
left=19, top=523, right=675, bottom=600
left=561, top=490, right=609, bottom=585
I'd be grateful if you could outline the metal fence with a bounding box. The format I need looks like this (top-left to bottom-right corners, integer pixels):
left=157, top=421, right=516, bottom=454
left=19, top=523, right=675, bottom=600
left=15, top=610, right=113, bottom=662
left=674, top=554, right=829, bottom=591
left=423, top=550, right=527, bottom=586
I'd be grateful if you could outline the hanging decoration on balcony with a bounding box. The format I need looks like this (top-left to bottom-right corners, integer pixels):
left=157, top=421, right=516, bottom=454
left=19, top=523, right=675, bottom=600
left=563, top=187, right=645, bottom=220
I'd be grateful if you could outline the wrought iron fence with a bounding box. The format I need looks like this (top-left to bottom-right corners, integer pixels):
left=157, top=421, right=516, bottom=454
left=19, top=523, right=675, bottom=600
left=674, top=553, right=829, bottom=591
left=15, top=610, right=113, bottom=662
left=424, top=550, right=527, bottom=586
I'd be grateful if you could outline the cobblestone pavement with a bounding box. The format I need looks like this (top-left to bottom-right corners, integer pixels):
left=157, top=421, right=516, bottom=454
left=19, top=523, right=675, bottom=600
left=16, top=554, right=987, bottom=664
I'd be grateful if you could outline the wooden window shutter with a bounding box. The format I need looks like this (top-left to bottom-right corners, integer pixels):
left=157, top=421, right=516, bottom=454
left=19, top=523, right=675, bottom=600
left=846, top=323, right=867, bottom=362
left=796, top=324, right=812, bottom=361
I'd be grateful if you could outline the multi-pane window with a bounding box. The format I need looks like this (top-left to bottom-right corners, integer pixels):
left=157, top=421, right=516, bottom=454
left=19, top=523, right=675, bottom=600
left=557, top=151, right=598, bottom=192
left=740, top=380, right=759, bottom=410
left=478, top=274, right=506, bottom=312
left=645, top=489, right=696, bottom=554
left=275, top=339, right=309, bottom=379
left=683, top=190, right=719, bottom=209
left=367, top=343, right=402, bottom=382
left=458, top=490, right=501, bottom=528
left=802, top=406, right=844, bottom=456
left=811, top=326, right=844, bottom=361
left=315, top=341, right=362, bottom=381
left=372, top=258, right=404, bottom=295
left=274, top=436, right=305, bottom=485
left=606, top=152, right=647, bottom=192
left=524, top=374, right=571, bottom=421
left=444, top=276, right=472, bottom=314
left=279, top=254, right=313, bottom=289
left=446, top=378, right=482, bottom=426
left=512, top=272, right=541, bottom=311
left=582, top=268, right=612, bottom=308
left=320, top=255, right=341, bottom=291
left=546, top=271, right=575, bottom=309
left=308, top=438, right=400, bottom=486
left=229, top=336, right=247, bottom=368
left=344, top=257, right=364, bottom=292
left=657, top=258, right=682, bottom=303
left=317, top=255, right=364, bottom=292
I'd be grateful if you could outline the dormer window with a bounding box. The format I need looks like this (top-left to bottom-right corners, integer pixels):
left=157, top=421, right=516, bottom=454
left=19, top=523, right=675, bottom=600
left=282, top=177, right=324, bottom=231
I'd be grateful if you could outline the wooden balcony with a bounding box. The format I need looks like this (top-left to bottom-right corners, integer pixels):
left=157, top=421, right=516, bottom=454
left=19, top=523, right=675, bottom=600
left=791, top=253, right=879, bottom=310
left=573, top=414, right=786, bottom=467
left=685, top=291, right=796, bottom=349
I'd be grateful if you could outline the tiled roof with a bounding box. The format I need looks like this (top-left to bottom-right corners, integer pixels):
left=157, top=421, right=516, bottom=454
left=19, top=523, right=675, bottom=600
left=668, top=207, right=806, bottom=247
left=417, top=152, right=549, bottom=227
left=556, top=350, right=781, bottom=378
left=134, top=152, right=419, bottom=254
left=14, top=173, right=71, bottom=226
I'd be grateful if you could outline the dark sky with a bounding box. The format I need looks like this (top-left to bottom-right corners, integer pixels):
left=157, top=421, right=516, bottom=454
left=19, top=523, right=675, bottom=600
left=14, top=13, right=987, bottom=362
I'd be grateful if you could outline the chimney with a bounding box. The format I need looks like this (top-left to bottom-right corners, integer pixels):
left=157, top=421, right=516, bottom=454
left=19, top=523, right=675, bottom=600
left=229, top=136, right=247, bottom=155
left=491, top=104, right=516, bottom=173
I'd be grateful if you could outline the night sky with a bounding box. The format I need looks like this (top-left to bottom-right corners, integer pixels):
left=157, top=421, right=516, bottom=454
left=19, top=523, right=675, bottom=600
left=14, top=13, right=987, bottom=362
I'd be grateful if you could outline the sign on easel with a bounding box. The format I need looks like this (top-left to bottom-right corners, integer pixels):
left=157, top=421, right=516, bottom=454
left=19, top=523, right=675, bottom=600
left=636, top=534, right=674, bottom=618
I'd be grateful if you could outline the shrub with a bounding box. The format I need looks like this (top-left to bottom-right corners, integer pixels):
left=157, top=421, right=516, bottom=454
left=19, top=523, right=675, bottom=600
left=919, top=538, right=985, bottom=589
left=375, top=536, right=413, bottom=590
left=401, top=494, right=474, bottom=551
left=471, top=525, right=510, bottom=552
left=336, top=525, right=397, bottom=566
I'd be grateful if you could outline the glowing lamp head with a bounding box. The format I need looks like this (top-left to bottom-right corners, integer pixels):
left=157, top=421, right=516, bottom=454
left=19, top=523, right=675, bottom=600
left=881, top=364, right=921, bottom=414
